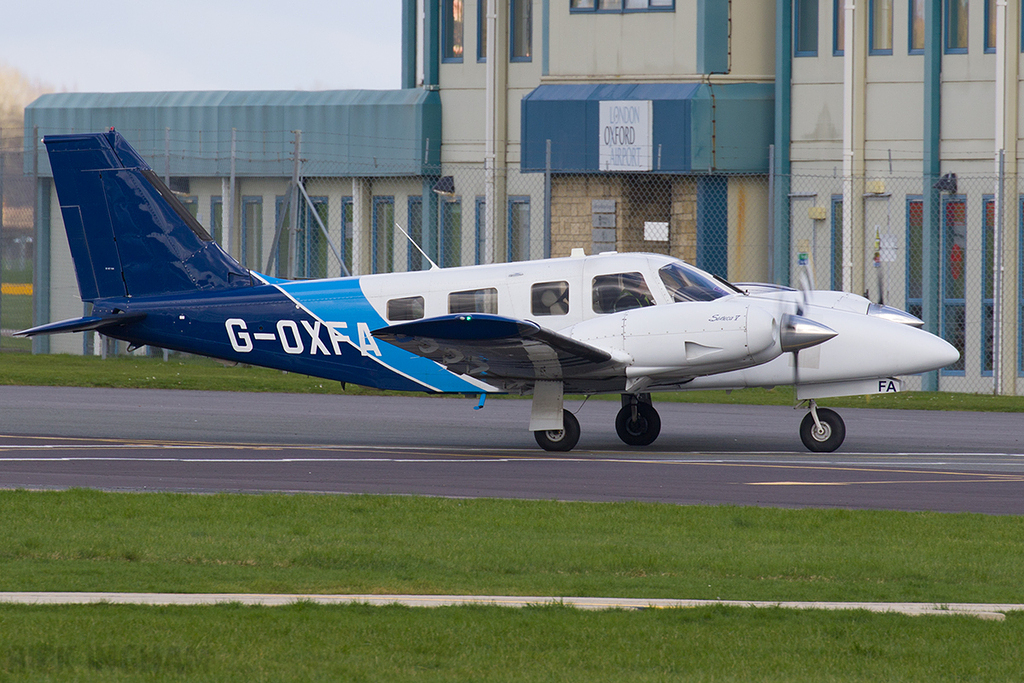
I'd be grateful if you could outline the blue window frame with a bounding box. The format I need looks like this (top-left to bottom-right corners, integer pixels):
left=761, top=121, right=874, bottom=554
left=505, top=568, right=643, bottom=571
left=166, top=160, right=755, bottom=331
left=475, top=196, right=487, bottom=264
left=982, top=197, right=995, bottom=375
left=906, top=196, right=924, bottom=320
left=372, top=196, right=395, bottom=274
left=408, top=196, right=425, bottom=271
left=984, top=0, right=996, bottom=53
left=241, top=196, right=262, bottom=270
left=909, top=0, right=925, bottom=54
left=1019, top=196, right=1024, bottom=374
left=570, top=0, right=675, bottom=11
left=869, top=0, right=893, bottom=55
left=795, top=0, right=819, bottom=56
left=511, top=0, right=532, bottom=61
left=276, top=195, right=328, bottom=278
left=443, top=0, right=464, bottom=62
left=833, top=0, right=845, bottom=55
left=340, top=197, right=353, bottom=275
left=477, top=0, right=487, bottom=62
left=941, top=195, right=967, bottom=375
left=441, top=197, right=463, bottom=268
left=946, top=0, right=968, bottom=53
left=508, top=196, right=531, bottom=262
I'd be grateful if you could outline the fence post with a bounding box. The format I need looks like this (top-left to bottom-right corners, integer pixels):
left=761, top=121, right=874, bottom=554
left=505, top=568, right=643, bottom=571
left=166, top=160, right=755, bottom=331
left=31, top=126, right=50, bottom=354
left=767, top=144, right=775, bottom=280
left=993, top=149, right=1005, bottom=394
left=544, top=139, right=551, bottom=259
left=288, top=130, right=302, bottom=278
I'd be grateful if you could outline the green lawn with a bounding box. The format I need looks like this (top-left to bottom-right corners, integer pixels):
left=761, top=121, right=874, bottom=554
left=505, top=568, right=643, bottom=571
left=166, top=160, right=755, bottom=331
left=1, top=490, right=1023, bottom=681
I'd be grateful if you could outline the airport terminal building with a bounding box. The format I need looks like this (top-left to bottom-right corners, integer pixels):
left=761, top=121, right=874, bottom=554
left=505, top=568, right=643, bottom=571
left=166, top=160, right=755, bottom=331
left=22, top=0, right=1024, bottom=395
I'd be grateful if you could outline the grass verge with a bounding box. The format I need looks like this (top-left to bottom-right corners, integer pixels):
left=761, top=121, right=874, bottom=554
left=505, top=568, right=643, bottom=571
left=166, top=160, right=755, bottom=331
left=2, top=490, right=1024, bottom=681
left=3, top=490, right=1023, bottom=602
left=2, top=352, right=1023, bottom=411
left=1, top=603, right=1021, bottom=682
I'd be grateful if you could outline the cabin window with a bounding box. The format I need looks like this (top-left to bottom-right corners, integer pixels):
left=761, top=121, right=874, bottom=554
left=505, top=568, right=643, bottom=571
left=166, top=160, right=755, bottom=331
left=531, top=281, right=570, bottom=316
left=592, top=272, right=655, bottom=314
left=449, top=287, right=498, bottom=314
left=387, top=296, right=425, bottom=321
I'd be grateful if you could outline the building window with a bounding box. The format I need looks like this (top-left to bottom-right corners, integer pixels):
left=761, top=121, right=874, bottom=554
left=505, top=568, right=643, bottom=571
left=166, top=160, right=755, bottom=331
left=906, top=197, right=923, bottom=320
left=441, top=198, right=462, bottom=268
left=511, top=0, right=532, bottom=60
left=870, top=0, right=893, bottom=54
left=942, top=195, right=967, bottom=374
left=373, top=196, right=395, bottom=274
left=795, top=0, right=819, bottom=56
left=341, top=197, right=353, bottom=275
left=830, top=196, right=844, bottom=290
left=985, top=0, right=996, bottom=52
left=982, top=197, right=995, bottom=374
left=210, top=196, right=223, bottom=245
left=834, top=0, right=845, bottom=55
left=241, top=196, right=262, bottom=270
left=1019, top=197, right=1024, bottom=375
left=407, top=196, right=425, bottom=271
left=475, top=197, right=487, bottom=264
left=570, top=0, right=675, bottom=10
left=909, top=0, right=925, bottom=54
left=946, top=0, right=968, bottom=53
left=443, top=0, right=464, bottom=62
left=478, top=0, right=487, bottom=61
left=508, top=197, right=530, bottom=262
left=275, top=194, right=327, bottom=279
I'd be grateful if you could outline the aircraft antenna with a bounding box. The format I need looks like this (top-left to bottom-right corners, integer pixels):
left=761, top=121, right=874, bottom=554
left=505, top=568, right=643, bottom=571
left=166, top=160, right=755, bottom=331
left=395, top=222, right=440, bottom=270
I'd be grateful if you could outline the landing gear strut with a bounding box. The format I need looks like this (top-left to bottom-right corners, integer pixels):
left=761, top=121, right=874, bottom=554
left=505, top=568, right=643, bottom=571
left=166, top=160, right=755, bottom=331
left=615, top=394, right=661, bottom=446
left=798, top=400, right=846, bottom=452
left=534, top=409, right=581, bottom=452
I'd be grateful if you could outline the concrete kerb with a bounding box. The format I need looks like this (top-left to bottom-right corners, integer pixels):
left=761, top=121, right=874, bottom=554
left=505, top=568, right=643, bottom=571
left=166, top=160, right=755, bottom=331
left=0, top=593, right=1020, bottom=621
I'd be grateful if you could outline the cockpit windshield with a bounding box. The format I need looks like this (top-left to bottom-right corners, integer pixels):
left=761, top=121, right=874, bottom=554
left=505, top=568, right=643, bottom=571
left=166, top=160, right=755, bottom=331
left=658, top=262, right=732, bottom=303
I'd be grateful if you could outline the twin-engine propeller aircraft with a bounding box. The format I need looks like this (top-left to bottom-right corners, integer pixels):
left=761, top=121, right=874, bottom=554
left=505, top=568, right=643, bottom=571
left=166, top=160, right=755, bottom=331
left=19, top=131, right=959, bottom=452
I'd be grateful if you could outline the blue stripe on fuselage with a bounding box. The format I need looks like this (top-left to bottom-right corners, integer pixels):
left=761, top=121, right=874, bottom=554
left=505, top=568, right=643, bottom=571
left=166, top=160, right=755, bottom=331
left=275, top=277, right=490, bottom=393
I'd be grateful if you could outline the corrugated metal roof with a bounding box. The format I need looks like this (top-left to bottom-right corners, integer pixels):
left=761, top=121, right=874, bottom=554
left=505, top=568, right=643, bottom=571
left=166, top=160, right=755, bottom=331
left=24, top=89, right=441, bottom=178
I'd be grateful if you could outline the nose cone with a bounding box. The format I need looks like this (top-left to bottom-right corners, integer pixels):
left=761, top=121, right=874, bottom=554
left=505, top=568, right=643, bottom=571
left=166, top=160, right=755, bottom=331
left=914, top=329, right=961, bottom=373
left=780, top=313, right=838, bottom=353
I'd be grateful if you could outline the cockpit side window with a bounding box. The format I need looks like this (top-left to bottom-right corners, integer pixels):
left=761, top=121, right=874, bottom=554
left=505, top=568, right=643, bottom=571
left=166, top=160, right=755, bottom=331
left=658, top=262, right=730, bottom=303
left=592, top=272, right=655, bottom=314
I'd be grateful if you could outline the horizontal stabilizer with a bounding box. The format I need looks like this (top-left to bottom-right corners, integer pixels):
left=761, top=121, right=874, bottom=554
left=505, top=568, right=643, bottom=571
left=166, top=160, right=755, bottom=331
left=15, top=312, right=146, bottom=337
left=373, top=314, right=617, bottom=381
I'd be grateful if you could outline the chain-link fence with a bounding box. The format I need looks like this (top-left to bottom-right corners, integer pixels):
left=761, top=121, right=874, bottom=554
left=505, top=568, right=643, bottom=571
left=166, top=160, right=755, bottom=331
left=10, top=126, right=1024, bottom=394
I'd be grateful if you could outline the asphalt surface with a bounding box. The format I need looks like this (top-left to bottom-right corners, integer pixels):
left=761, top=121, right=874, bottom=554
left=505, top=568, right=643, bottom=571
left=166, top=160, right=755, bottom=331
left=2, top=385, right=1024, bottom=514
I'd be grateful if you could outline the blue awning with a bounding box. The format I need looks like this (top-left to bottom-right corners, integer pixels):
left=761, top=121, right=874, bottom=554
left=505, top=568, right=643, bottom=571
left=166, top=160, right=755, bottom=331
left=520, top=82, right=773, bottom=174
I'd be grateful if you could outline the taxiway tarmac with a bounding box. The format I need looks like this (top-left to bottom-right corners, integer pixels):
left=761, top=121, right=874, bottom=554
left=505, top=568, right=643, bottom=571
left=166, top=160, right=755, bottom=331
left=1, top=386, right=1023, bottom=513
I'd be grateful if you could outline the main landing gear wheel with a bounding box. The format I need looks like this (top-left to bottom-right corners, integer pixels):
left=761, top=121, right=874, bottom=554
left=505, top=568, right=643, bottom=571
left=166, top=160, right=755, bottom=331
left=799, top=407, right=846, bottom=452
left=534, top=409, right=581, bottom=452
left=615, top=401, right=661, bottom=446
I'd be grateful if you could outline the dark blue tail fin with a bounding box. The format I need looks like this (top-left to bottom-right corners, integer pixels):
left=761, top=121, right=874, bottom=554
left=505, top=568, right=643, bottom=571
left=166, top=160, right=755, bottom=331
left=44, top=130, right=251, bottom=301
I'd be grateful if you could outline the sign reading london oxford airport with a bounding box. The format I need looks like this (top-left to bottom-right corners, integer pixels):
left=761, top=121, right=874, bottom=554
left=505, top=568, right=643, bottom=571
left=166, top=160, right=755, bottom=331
left=599, top=100, right=653, bottom=171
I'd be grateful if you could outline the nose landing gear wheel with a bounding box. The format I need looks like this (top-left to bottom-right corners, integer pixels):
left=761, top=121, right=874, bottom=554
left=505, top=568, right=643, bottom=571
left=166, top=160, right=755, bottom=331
left=534, top=409, right=581, bottom=452
left=799, top=408, right=845, bottom=452
left=615, top=402, right=661, bottom=446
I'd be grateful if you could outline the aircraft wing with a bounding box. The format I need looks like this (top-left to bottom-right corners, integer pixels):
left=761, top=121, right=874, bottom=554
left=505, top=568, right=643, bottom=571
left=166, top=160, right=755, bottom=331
left=372, top=314, right=624, bottom=382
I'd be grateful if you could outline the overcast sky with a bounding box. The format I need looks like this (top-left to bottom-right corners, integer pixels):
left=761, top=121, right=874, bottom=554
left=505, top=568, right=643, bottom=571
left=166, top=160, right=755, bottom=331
left=1, top=0, right=402, bottom=93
